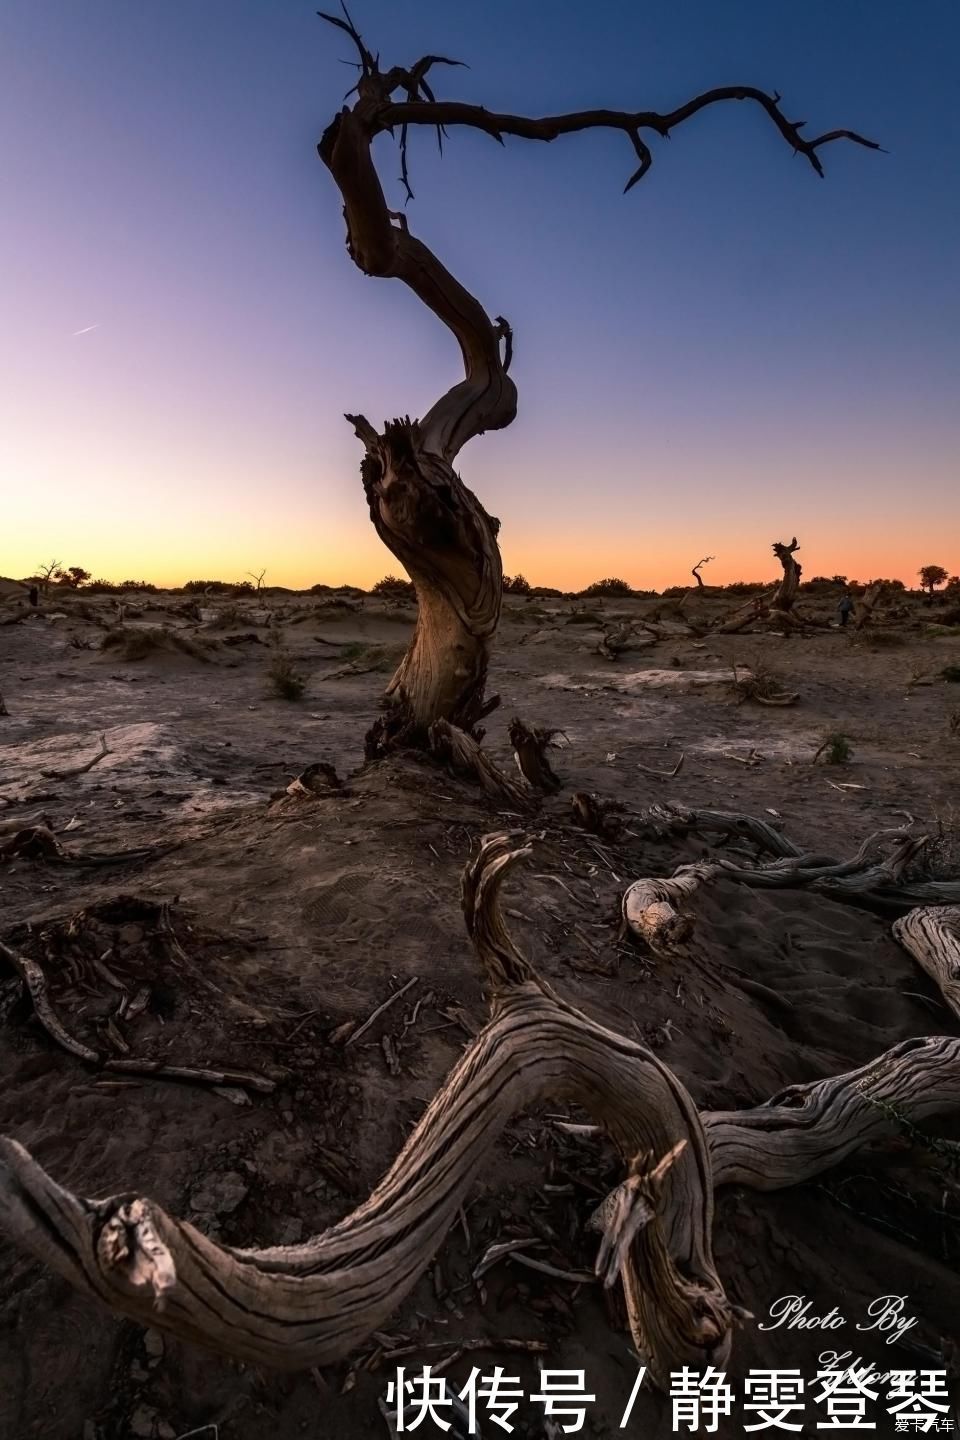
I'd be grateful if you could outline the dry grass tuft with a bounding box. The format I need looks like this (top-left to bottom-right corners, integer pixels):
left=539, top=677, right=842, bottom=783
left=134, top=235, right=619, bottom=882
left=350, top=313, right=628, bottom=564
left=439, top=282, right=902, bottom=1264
left=813, top=731, right=854, bottom=765
left=731, top=658, right=798, bottom=707
left=267, top=650, right=306, bottom=700
left=100, top=627, right=217, bottom=661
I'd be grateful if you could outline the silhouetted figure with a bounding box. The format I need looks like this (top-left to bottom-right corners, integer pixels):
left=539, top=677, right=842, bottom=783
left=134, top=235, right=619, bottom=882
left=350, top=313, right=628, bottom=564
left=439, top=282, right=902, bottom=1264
left=838, top=593, right=854, bottom=627
left=28, top=585, right=38, bottom=608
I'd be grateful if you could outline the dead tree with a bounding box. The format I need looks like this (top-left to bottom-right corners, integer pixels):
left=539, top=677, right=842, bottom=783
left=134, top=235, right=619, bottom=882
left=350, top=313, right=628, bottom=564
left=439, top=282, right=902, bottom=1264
left=37, top=560, right=60, bottom=595
left=247, top=569, right=266, bottom=594
left=315, top=6, right=879, bottom=751
left=691, top=555, right=715, bottom=588
left=1, top=836, right=958, bottom=1387
left=771, top=537, right=801, bottom=613
left=854, top=580, right=885, bottom=630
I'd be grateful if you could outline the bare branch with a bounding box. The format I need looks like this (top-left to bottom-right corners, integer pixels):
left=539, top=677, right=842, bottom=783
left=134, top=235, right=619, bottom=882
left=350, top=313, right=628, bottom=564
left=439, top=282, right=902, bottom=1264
left=377, top=86, right=882, bottom=190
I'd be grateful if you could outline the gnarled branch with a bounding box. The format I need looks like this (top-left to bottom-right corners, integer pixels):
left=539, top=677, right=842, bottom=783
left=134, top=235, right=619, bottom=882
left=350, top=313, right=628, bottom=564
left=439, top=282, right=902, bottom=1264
left=1, top=836, right=958, bottom=1390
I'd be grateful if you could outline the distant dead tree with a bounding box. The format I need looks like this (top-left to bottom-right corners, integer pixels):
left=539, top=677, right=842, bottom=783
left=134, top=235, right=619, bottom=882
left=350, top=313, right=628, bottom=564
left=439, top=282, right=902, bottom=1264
left=315, top=4, right=879, bottom=752
left=771, top=537, right=801, bottom=613
left=691, top=556, right=715, bottom=588
left=37, top=560, right=60, bottom=594
left=247, top=569, right=266, bottom=594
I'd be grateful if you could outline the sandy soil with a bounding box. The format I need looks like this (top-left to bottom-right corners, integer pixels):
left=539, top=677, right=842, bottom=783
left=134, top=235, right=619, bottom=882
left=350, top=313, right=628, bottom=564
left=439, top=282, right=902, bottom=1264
left=1, top=585, right=959, bottom=1439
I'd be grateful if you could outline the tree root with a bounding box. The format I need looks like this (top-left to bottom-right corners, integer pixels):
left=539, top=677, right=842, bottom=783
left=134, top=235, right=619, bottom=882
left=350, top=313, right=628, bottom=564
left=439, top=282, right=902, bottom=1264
left=2, top=834, right=957, bottom=1389
left=893, top=906, right=960, bottom=1023
left=0, top=826, right=170, bottom=869
left=429, top=719, right=536, bottom=810
left=508, top=717, right=564, bottom=793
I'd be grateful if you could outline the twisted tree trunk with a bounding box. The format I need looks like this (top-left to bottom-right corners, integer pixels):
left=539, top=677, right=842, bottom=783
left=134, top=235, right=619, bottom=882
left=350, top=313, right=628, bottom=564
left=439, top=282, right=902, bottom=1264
left=1, top=836, right=958, bottom=1389
left=314, top=13, right=877, bottom=747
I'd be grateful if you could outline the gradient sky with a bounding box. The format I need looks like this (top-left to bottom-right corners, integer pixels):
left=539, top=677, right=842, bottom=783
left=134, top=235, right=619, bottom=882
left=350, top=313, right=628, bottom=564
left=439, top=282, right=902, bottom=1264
left=2, top=0, right=958, bottom=591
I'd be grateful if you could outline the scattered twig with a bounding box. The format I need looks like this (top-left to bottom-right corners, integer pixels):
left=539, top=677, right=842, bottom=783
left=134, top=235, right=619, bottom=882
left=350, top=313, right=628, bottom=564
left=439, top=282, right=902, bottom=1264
left=346, top=977, right=419, bottom=1047
left=40, top=733, right=111, bottom=780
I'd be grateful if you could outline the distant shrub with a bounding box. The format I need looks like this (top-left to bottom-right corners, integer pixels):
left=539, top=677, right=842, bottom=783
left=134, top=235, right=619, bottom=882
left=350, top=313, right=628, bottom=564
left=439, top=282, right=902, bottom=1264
left=579, top=577, right=632, bottom=598
left=503, top=574, right=532, bottom=595
left=85, top=579, right=122, bottom=594
left=722, top=581, right=766, bottom=596
left=232, top=580, right=255, bottom=596
left=660, top=584, right=688, bottom=598
left=183, top=579, right=232, bottom=594
left=120, top=580, right=157, bottom=592
left=530, top=586, right=563, bottom=598
left=372, top=575, right=416, bottom=601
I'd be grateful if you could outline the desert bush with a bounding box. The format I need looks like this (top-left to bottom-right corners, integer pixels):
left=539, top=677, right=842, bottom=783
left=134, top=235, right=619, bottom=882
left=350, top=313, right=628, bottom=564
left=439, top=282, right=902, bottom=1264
left=183, top=579, right=233, bottom=594
left=660, top=584, right=688, bottom=598
left=722, top=580, right=767, bottom=596
left=579, top=577, right=632, bottom=597
left=942, top=665, right=960, bottom=683
left=120, top=580, right=157, bottom=592
left=565, top=610, right=604, bottom=625
left=503, top=574, right=532, bottom=594
left=85, top=579, right=122, bottom=594
left=372, top=574, right=416, bottom=601
left=814, top=731, right=853, bottom=765
left=268, top=650, right=306, bottom=700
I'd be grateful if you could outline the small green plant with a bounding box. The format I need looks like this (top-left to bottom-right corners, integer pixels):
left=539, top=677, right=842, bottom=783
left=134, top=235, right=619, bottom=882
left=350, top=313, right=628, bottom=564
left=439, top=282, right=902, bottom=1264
left=942, top=665, right=960, bottom=683
left=268, top=650, right=306, bottom=700
left=814, top=731, right=853, bottom=765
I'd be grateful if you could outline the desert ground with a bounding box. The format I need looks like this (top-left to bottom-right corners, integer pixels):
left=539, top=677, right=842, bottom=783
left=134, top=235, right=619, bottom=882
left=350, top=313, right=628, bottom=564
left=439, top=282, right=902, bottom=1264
left=1, top=579, right=959, bottom=1438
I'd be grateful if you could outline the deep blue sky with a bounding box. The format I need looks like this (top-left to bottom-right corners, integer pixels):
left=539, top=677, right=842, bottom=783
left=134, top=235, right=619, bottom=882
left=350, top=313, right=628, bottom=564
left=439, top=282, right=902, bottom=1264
left=2, top=0, right=958, bottom=586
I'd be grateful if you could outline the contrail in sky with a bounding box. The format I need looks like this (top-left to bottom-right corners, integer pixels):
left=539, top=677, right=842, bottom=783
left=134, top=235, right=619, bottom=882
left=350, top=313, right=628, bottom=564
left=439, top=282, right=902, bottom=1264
left=72, top=324, right=99, bottom=336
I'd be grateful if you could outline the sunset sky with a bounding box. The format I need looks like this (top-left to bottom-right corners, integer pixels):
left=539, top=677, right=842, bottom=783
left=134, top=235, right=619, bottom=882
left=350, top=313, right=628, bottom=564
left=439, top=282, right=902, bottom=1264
left=2, top=0, right=958, bottom=592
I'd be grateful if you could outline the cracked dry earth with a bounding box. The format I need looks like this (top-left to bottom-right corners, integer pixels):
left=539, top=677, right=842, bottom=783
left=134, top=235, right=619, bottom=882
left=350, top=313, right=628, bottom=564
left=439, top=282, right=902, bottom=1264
left=1, top=589, right=959, bottom=1438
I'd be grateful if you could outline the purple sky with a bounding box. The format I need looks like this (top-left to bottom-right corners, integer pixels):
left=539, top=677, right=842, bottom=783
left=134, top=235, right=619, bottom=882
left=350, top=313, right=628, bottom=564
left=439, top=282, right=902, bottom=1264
left=2, top=0, right=958, bottom=589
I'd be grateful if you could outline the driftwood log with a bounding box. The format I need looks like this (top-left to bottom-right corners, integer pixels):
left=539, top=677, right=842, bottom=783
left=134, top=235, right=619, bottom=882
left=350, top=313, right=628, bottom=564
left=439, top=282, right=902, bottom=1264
left=2, top=835, right=958, bottom=1390
left=316, top=10, right=878, bottom=744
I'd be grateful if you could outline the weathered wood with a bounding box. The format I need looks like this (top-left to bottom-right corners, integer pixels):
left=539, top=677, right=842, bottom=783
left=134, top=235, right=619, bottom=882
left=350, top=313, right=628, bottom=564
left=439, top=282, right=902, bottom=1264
left=892, top=906, right=960, bottom=1022
left=3, top=835, right=957, bottom=1393
left=316, top=15, right=877, bottom=740
left=622, top=863, right=720, bottom=955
